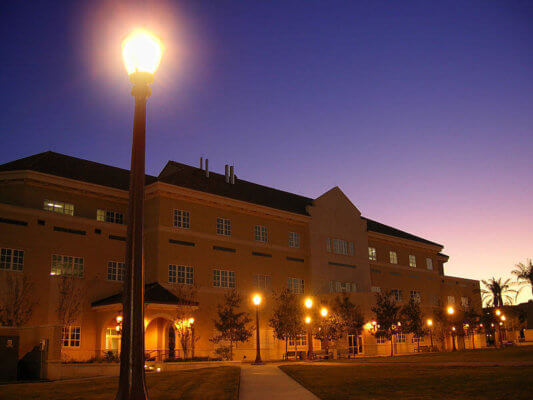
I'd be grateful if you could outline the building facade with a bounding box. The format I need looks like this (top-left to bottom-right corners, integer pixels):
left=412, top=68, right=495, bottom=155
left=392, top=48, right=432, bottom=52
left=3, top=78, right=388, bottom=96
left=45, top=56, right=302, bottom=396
left=0, top=151, right=482, bottom=363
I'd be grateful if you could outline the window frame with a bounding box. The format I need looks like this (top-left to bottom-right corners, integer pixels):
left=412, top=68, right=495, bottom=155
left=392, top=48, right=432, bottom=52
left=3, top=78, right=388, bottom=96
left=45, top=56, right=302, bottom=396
left=389, top=251, right=398, bottom=264
left=426, top=258, right=433, bottom=270
left=51, top=254, right=84, bottom=278
left=44, top=199, right=74, bottom=216
left=213, top=268, right=235, bottom=288
left=253, top=274, right=272, bottom=290
left=168, top=264, right=194, bottom=285
left=409, top=255, right=416, bottom=268
left=287, top=277, right=304, bottom=294
left=173, top=209, right=191, bottom=229
left=62, top=326, right=81, bottom=347
left=0, top=248, right=24, bottom=271
left=254, top=225, right=268, bottom=243
left=368, top=247, right=377, bottom=261
left=216, top=218, right=231, bottom=236
left=107, top=261, right=125, bottom=282
left=288, top=232, right=300, bottom=248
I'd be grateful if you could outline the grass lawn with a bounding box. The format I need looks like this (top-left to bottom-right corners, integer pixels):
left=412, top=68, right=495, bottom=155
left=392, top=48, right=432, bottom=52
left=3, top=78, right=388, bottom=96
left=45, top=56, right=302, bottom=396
left=0, top=366, right=240, bottom=400
left=280, top=364, right=533, bottom=400
left=332, top=345, right=533, bottom=363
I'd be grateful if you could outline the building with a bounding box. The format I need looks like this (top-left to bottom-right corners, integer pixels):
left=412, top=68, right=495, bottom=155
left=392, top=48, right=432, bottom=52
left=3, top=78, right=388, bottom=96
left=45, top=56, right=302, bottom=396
left=0, top=151, right=482, bottom=369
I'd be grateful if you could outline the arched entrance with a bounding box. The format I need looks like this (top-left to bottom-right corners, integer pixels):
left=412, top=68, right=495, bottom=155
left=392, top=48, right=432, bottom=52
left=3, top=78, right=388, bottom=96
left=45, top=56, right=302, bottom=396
left=145, top=316, right=174, bottom=361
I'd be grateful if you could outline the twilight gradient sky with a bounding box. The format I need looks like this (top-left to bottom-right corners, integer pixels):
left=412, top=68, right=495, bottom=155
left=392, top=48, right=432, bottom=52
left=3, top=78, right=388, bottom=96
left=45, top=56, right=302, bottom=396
left=0, top=1, right=531, bottom=302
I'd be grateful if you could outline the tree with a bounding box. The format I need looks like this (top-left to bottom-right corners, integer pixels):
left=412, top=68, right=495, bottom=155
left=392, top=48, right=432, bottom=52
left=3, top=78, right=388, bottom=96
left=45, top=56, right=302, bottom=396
left=211, top=290, right=253, bottom=360
left=371, top=291, right=401, bottom=356
left=314, top=307, right=344, bottom=357
left=269, top=289, right=304, bottom=357
left=0, top=273, right=36, bottom=327
left=400, top=297, right=424, bottom=352
left=332, top=295, right=365, bottom=336
left=170, top=285, right=198, bottom=359
left=512, top=259, right=533, bottom=297
left=481, top=277, right=518, bottom=307
left=462, top=307, right=480, bottom=349
left=56, top=276, right=85, bottom=331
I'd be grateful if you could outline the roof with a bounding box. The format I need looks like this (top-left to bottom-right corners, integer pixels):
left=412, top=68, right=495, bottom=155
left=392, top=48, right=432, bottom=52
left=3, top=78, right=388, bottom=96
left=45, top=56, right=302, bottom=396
left=363, top=217, right=443, bottom=247
left=0, top=151, right=157, bottom=190
left=91, top=282, right=199, bottom=307
left=158, top=161, right=314, bottom=215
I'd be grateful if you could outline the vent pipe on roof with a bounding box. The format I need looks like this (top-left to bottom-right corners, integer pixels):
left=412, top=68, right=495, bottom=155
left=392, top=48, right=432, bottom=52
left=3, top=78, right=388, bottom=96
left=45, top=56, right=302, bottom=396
left=200, top=157, right=203, bottom=170
left=205, top=159, right=209, bottom=177
left=225, top=164, right=230, bottom=183
left=230, top=165, right=235, bottom=184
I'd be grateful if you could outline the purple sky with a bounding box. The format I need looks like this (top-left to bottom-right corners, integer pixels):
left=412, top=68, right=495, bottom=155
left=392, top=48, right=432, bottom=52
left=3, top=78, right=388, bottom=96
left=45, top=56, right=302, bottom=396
left=1, top=1, right=531, bottom=302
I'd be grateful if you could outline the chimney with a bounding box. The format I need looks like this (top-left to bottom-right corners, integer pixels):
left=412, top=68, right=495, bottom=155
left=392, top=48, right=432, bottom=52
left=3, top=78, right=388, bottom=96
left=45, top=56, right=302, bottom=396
left=225, top=164, right=230, bottom=183
left=205, top=159, right=209, bottom=177
left=230, top=166, right=235, bottom=184
left=200, top=157, right=203, bottom=170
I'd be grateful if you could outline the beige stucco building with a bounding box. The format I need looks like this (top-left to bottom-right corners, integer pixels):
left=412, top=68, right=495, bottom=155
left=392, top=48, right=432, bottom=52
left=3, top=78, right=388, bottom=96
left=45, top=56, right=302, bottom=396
left=0, top=151, right=482, bottom=367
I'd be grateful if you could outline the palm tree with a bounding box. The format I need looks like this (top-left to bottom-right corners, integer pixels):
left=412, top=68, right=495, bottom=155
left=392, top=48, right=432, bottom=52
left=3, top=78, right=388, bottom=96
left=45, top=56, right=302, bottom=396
left=512, top=259, right=533, bottom=297
left=480, top=277, right=518, bottom=307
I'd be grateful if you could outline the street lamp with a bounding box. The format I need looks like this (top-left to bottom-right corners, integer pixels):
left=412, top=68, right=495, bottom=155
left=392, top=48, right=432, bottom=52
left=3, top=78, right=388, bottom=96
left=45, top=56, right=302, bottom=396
left=304, top=297, right=314, bottom=360
left=116, top=29, right=162, bottom=400
left=447, top=306, right=455, bottom=315
left=252, top=294, right=263, bottom=364
left=189, top=318, right=195, bottom=359
left=426, top=319, right=434, bottom=349
left=320, top=307, right=328, bottom=317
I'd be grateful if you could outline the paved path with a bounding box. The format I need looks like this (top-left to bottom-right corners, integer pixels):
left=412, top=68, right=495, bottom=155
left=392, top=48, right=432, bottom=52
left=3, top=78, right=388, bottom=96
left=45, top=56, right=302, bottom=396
left=239, top=363, right=319, bottom=400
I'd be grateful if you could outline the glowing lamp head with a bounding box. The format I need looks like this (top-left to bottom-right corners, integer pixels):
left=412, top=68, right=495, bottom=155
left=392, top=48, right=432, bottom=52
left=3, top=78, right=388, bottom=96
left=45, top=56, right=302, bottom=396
left=122, top=29, right=163, bottom=75
left=452, top=326, right=456, bottom=331
left=305, top=298, right=313, bottom=309
left=447, top=306, right=455, bottom=315
left=188, top=318, right=195, bottom=325
left=253, top=294, right=262, bottom=306
left=426, top=319, right=433, bottom=327
left=495, top=309, right=501, bottom=316
left=305, top=316, right=312, bottom=324
left=116, top=315, right=123, bottom=324
left=320, top=307, right=328, bottom=317
left=115, top=325, right=121, bottom=332
left=372, top=321, right=377, bottom=326
left=500, top=315, right=506, bottom=321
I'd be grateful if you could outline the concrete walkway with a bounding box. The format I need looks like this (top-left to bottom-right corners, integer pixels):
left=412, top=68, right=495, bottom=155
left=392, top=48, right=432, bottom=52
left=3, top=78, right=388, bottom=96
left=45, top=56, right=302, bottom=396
left=239, top=363, right=319, bottom=400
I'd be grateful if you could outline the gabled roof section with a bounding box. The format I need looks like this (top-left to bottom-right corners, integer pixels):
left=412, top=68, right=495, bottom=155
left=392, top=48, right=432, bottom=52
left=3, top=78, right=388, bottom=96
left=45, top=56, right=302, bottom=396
left=363, top=217, right=443, bottom=247
left=158, top=161, right=314, bottom=216
left=0, top=151, right=157, bottom=190
left=91, top=282, right=198, bottom=307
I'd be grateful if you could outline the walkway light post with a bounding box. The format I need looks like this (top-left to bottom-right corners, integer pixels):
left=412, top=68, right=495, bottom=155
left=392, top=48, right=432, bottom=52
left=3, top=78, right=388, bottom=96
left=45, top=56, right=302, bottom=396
left=252, top=294, right=263, bottom=364
left=116, top=29, right=163, bottom=400
left=447, top=306, right=456, bottom=351
left=426, top=319, right=433, bottom=349
left=189, top=318, right=195, bottom=359
left=304, top=297, right=314, bottom=360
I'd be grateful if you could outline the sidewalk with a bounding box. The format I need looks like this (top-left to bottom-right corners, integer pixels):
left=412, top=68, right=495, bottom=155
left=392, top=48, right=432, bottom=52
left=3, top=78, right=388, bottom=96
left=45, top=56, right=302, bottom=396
left=239, top=363, right=319, bottom=400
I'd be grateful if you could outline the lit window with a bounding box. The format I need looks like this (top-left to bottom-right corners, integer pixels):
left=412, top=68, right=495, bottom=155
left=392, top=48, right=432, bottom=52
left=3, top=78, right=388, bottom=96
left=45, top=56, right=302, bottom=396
left=44, top=200, right=74, bottom=216
left=288, top=232, right=300, bottom=248
left=97, top=209, right=124, bottom=224
left=371, top=286, right=381, bottom=293
left=410, top=290, right=421, bottom=303
left=389, top=251, right=398, bottom=264
left=254, top=274, right=272, bottom=290
left=62, top=326, right=81, bottom=347
left=51, top=255, right=84, bottom=278
left=461, top=297, right=469, bottom=308
left=216, top=218, right=231, bottom=236
left=426, top=258, right=433, bottom=270
left=391, top=289, right=403, bottom=302
left=409, top=255, right=416, bottom=268
left=0, top=248, right=24, bottom=271
left=168, top=265, right=194, bottom=285
left=254, top=225, right=268, bottom=243
left=368, top=247, right=377, bottom=261
left=396, top=333, right=406, bottom=343
left=376, top=335, right=387, bottom=344
left=287, top=277, right=304, bottom=294
left=173, top=210, right=190, bottom=229
left=213, top=269, right=235, bottom=288
left=447, top=296, right=455, bottom=305
left=289, top=334, right=307, bottom=347
left=107, top=261, right=125, bottom=281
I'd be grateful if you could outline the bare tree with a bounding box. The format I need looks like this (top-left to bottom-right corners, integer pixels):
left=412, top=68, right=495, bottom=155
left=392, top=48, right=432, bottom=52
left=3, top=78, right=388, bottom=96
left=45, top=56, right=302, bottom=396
left=170, top=284, right=198, bottom=359
left=0, top=273, right=36, bottom=327
left=56, top=275, right=85, bottom=335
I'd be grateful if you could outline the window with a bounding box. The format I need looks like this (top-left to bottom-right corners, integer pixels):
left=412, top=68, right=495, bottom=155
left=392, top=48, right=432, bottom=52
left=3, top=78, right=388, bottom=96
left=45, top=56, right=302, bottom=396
left=426, top=258, right=433, bottom=270
left=288, top=232, right=300, bottom=248
left=254, top=225, right=267, bottom=243
left=396, top=333, right=406, bottom=343
left=287, top=277, right=304, bottom=294
left=97, top=209, right=124, bottom=224
left=376, top=335, right=387, bottom=344
left=368, top=247, right=377, bottom=261
left=51, top=255, right=84, bottom=278
left=447, top=295, right=455, bottom=305
left=330, top=281, right=357, bottom=293
left=0, top=248, right=24, bottom=271
left=168, top=265, right=194, bottom=285
left=62, top=326, right=81, bottom=347
left=289, top=334, right=307, bottom=347
left=44, top=200, right=74, bottom=216
left=412, top=336, right=425, bottom=344
left=391, top=289, right=403, bottom=302
left=213, top=269, right=235, bottom=288
left=410, top=290, right=421, bottom=303
left=254, top=275, right=272, bottom=290
left=461, top=297, right=469, bottom=308
left=173, top=210, right=190, bottom=229
left=430, top=294, right=439, bottom=306
left=409, top=255, right=416, bottom=268
left=107, top=261, right=125, bottom=281
left=216, top=218, right=231, bottom=236
left=326, top=238, right=331, bottom=252
left=332, top=239, right=352, bottom=255
left=371, top=286, right=381, bottom=293
left=389, top=251, right=398, bottom=264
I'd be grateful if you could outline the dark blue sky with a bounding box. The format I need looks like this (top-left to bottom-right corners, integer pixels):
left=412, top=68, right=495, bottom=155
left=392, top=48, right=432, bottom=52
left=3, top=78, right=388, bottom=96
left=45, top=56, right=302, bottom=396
left=0, top=0, right=531, bottom=293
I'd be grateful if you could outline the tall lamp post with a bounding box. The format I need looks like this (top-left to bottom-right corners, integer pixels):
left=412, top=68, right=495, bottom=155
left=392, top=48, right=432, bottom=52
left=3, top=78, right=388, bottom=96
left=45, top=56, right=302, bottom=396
left=426, top=319, right=433, bottom=349
left=116, top=29, right=163, bottom=400
left=447, top=306, right=456, bottom=351
left=304, top=297, right=314, bottom=360
left=189, top=318, right=195, bottom=359
left=252, top=294, right=263, bottom=364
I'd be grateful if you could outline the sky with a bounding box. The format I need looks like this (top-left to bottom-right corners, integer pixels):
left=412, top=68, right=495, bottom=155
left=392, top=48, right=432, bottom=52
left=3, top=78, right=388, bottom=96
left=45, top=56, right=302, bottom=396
left=0, top=0, right=531, bottom=302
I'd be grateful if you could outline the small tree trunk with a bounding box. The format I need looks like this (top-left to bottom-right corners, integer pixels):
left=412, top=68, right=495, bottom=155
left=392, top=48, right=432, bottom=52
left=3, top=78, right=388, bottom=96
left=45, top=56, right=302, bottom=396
left=390, top=335, right=394, bottom=357
left=294, top=339, right=298, bottom=360
left=230, top=339, right=233, bottom=361
left=471, top=332, right=475, bottom=349
left=285, top=337, right=288, bottom=359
